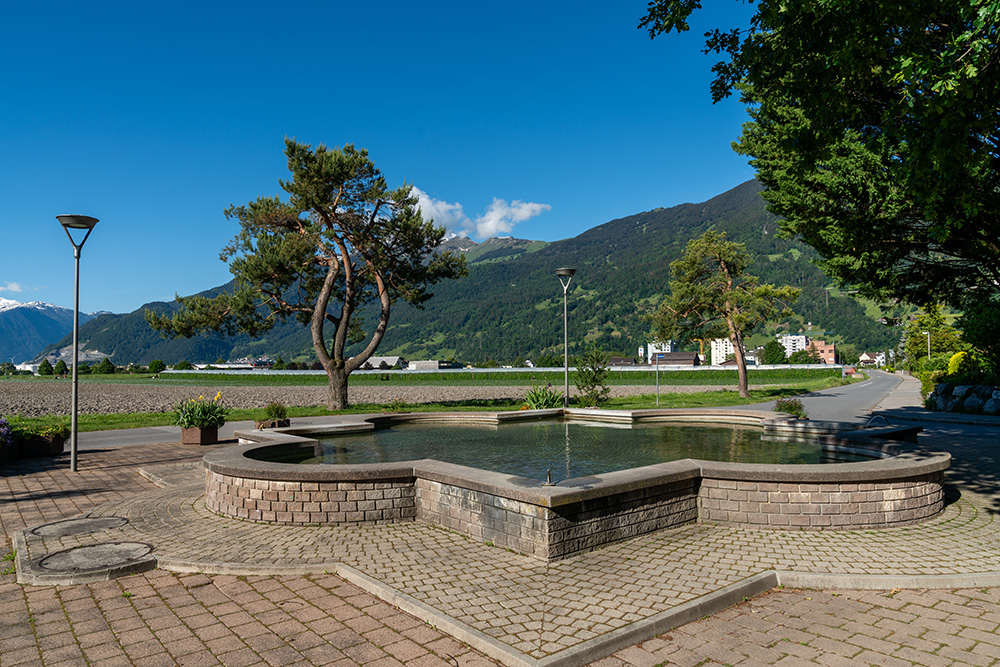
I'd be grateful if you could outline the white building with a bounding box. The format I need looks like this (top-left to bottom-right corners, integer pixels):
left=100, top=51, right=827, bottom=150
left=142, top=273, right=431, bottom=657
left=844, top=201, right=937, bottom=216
left=710, top=338, right=735, bottom=366
left=644, top=340, right=678, bottom=364
left=778, top=334, right=810, bottom=358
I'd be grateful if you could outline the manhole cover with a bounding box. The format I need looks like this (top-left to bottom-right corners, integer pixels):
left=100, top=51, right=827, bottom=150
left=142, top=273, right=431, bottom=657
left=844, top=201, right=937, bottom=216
left=31, top=517, right=128, bottom=537
left=37, top=542, right=153, bottom=572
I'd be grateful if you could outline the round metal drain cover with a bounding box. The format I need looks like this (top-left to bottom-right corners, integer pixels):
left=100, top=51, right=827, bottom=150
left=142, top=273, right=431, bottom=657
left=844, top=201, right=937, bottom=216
left=31, top=517, right=128, bottom=537
left=37, top=542, right=153, bottom=572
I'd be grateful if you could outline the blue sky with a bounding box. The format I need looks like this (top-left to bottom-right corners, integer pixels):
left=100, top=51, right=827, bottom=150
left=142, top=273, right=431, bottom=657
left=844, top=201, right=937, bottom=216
left=1, top=1, right=756, bottom=315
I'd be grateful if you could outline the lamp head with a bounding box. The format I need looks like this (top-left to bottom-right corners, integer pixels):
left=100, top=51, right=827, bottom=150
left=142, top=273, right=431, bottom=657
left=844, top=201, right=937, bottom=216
left=57, top=215, right=99, bottom=230
left=554, top=267, right=576, bottom=278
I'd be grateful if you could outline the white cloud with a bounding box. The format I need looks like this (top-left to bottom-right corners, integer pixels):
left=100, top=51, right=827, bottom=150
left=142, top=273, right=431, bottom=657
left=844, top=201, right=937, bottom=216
left=0, top=282, right=25, bottom=293
left=412, top=187, right=551, bottom=240
left=411, top=187, right=470, bottom=236
left=472, top=198, right=552, bottom=239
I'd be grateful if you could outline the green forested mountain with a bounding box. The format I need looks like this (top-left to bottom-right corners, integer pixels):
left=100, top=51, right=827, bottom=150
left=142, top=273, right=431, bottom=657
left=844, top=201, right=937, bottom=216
left=40, top=180, right=900, bottom=365
left=376, top=180, right=899, bottom=363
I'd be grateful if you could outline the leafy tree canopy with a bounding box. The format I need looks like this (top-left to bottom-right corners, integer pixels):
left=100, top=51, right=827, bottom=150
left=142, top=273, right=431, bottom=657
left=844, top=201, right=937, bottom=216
left=641, top=0, right=1000, bottom=307
left=652, top=231, right=799, bottom=397
left=147, top=140, right=466, bottom=408
left=760, top=339, right=786, bottom=365
left=957, top=294, right=1000, bottom=377
left=902, top=305, right=964, bottom=371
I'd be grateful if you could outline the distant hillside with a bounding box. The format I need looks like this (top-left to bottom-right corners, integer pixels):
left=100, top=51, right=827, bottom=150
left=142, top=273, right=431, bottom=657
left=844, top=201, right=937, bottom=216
left=376, top=180, right=898, bottom=363
left=0, top=299, right=98, bottom=363
left=442, top=236, right=549, bottom=265
left=38, top=180, right=900, bottom=365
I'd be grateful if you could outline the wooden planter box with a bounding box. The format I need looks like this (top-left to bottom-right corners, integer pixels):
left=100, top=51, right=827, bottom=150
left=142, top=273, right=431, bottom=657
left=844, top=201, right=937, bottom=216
left=181, top=426, right=219, bottom=445
left=253, top=419, right=291, bottom=430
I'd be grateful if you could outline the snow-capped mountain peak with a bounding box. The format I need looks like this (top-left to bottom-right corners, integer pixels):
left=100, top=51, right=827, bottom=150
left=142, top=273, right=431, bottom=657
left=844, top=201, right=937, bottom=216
left=0, top=297, right=64, bottom=314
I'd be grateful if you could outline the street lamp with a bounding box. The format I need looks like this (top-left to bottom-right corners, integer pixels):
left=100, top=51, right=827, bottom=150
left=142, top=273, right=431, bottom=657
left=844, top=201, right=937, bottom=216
left=555, top=267, right=576, bottom=408
left=58, top=214, right=99, bottom=472
left=921, top=331, right=930, bottom=360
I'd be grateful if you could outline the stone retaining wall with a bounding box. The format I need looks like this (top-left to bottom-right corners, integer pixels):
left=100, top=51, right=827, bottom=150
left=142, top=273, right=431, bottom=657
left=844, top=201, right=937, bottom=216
left=699, top=473, right=944, bottom=529
left=202, top=410, right=951, bottom=561
left=416, top=476, right=700, bottom=560
left=205, top=470, right=416, bottom=524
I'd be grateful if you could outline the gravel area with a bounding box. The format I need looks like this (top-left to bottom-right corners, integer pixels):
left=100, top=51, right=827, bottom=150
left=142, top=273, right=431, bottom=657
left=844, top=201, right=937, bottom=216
left=0, top=381, right=751, bottom=417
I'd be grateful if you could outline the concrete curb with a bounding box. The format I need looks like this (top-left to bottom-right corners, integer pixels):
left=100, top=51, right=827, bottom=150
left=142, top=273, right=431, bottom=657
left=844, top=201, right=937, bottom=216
left=775, top=569, right=1000, bottom=590
left=13, top=529, right=157, bottom=586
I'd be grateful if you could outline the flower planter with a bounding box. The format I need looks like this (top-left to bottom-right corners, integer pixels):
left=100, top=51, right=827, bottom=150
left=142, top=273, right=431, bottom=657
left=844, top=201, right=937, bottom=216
left=254, top=419, right=291, bottom=430
left=181, top=426, right=219, bottom=445
left=17, top=435, right=66, bottom=458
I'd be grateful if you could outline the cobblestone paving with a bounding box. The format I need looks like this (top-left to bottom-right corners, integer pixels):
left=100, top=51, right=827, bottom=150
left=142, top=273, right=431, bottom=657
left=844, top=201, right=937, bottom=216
left=16, top=463, right=1000, bottom=661
left=1, top=445, right=497, bottom=666
left=6, top=377, right=1000, bottom=666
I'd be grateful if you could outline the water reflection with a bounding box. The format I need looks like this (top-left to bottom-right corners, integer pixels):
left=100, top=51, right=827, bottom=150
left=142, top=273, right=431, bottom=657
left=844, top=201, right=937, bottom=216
left=272, top=421, right=876, bottom=484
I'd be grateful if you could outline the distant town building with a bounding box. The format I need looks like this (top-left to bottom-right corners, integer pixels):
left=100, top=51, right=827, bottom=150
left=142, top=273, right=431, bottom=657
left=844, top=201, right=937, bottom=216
left=650, top=351, right=701, bottom=366
left=409, top=359, right=461, bottom=370
left=609, top=356, right=637, bottom=366
left=361, top=356, right=408, bottom=370
left=645, top=340, right=679, bottom=364
left=809, top=339, right=836, bottom=364
left=778, top=334, right=811, bottom=358
left=710, top=338, right=735, bottom=366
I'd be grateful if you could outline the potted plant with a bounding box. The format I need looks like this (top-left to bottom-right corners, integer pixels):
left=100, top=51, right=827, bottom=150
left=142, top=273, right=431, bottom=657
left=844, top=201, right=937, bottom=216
left=172, top=391, right=229, bottom=445
left=10, top=420, right=69, bottom=458
left=0, top=417, right=14, bottom=464
left=255, top=401, right=290, bottom=429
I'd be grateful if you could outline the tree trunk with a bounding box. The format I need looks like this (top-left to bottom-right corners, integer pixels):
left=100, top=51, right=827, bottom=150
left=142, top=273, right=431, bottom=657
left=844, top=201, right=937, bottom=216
left=727, top=321, right=750, bottom=399
left=326, top=365, right=349, bottom=410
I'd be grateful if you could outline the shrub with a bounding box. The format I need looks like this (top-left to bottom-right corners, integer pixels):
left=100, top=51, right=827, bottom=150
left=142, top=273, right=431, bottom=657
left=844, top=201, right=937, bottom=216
left=773, top=397, right=808, bottom=420
left=172, top=392, right=229, bottom=428
left=37, top=359, right=54, bottom=376
left=174, top=360, right=194, bottom=370
left=0, top=418, right=13, bottom=458
left=919, top=370, right=947, bottom=400
left=95, top=358, right=115, bottom=374
left=524, top=384, right=564, bottom=410
left=574, top=343, right=611, bottom=407
left=946, top=351, right=983, bottom=384
left=263, top=401, right=288, bottom=421
left=53, top=360, right=68, bottom=375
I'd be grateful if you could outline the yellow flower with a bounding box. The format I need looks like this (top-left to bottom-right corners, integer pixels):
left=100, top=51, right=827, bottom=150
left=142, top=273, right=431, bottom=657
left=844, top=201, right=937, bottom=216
left=215, top=391, right=222, bottom=402
left=199, top=395, right=204, bottom=400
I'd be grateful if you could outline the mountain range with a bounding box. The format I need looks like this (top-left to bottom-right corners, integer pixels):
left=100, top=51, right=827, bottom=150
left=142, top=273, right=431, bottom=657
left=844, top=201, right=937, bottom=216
left=28, top=180, right=903, bottom=366
left=0, top=298, right=102, bottom=364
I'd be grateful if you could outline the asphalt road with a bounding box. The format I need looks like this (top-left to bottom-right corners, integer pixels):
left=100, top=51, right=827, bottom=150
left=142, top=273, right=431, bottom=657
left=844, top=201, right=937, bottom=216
left=746, top=369, right=904, bottom=423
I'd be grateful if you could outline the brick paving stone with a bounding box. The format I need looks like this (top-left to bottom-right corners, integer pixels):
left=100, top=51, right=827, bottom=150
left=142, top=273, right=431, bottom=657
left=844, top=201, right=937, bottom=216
left=8, top=392, right=1000, bottom=666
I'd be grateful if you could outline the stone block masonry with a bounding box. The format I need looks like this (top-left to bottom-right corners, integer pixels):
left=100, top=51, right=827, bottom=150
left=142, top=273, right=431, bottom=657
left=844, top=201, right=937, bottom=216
left=415, top=476, right=699, bottom=560
left=203, top=411, right=951, bottom=561
left=205, top=470, right=416, bottom=524
left=698, top=473, right=945, bottom=529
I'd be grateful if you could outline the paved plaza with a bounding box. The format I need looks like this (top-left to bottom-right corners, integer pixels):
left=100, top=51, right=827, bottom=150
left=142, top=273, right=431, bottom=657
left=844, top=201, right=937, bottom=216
left=4, top=374, right=1000, bottom=665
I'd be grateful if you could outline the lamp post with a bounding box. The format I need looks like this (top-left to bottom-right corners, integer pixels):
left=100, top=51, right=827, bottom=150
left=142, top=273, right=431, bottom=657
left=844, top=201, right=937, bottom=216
left=555, top=268, right=576, bottom=408
left=921, top=331, right=931, bottom=360
left=58, top=214, right=99, bottom=472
